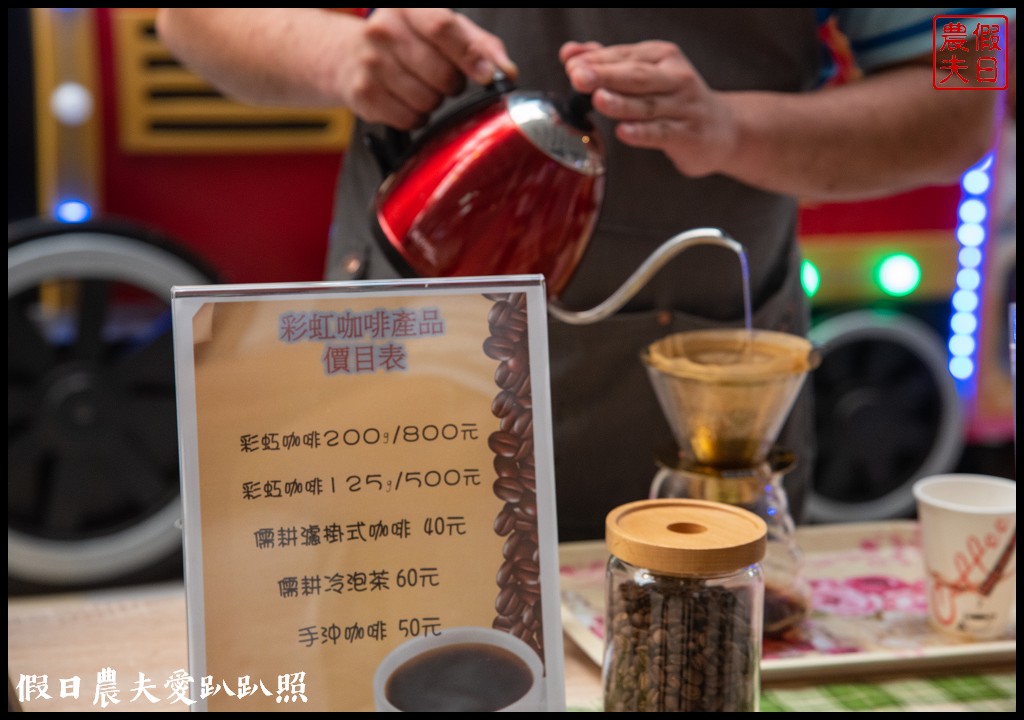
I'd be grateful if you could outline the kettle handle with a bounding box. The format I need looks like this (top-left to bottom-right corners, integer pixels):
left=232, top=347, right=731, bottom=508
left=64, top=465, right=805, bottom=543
left=365, top=127, right=412, bottom=178
left=547, top=228, right=750, bottom=325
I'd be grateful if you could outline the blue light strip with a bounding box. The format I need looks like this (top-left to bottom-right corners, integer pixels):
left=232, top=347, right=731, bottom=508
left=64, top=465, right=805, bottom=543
left=55, top=198, right=92, bottom=223
left=948, top=152, right=995, bottom=392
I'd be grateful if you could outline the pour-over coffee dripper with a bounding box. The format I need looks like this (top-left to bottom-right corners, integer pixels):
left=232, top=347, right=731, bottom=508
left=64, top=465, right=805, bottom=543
left=643, top=328, right=818, bottom=467
left=642, top=328, right=820, bottom=637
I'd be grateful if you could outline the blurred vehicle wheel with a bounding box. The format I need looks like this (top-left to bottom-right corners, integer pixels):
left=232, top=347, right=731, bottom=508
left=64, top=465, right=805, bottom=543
left=807, top=310, right=964, bottom=523
left=8, top=218, right=217, bottom=591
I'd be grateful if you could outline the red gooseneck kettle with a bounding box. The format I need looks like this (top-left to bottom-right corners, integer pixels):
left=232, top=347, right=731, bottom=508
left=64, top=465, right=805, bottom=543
left=370, top=75, right=745, bottom=325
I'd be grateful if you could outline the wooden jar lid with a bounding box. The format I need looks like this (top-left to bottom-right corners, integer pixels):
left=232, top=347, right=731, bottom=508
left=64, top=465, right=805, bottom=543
left=606, top=499, right=767, bottom=576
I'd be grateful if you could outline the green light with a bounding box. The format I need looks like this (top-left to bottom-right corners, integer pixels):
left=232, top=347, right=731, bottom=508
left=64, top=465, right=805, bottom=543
left=801, top=259, right=820, bottom=298
left=877, top=253, right=921, bottom=297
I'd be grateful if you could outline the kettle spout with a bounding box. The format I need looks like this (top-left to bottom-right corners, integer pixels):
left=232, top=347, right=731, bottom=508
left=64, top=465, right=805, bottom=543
left=547, top=228, right=748, bottom=325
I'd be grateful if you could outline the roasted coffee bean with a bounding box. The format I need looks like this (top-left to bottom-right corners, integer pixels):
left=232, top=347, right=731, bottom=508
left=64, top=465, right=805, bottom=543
left=499, top=413, right=516, bottom=433
left=493, top=477, right=524, bottom=503
left=491, top=389, right=518, bottom=418
left=488, top=430, right=519, bottom=458
left=516, top=493, right=540, bottom=520
left=510, top=503, right=534, bottom=521
left=493, top=455, right=518, bottom=478
left=487, top=300, right=510, bottom=328
left=492, top=321, right=524, bottom=344
left=511, top=410, right=533, bottom=437
left=514, top=372, right=531, bottom=398
left=507, top=309, right=528, bottom=332
left=487, top=301, right=526, bottom=334
left=496, top=560, right=516, bottom=587
left=513, top=518, right=535, bottom=533
left=514, top=437, right=534, bottom=462
left=495, top=361, right=528, bottom=396
left=517, top=465, right=536, bottom=492
left=483, top=335, right=516, bottom=361
left=506, top=345, right=528, bottom=374
left=494, top=503, right=517, bottom=536
left=512, top=623, right=533, bottom=643
left=514, top=560, right=541, bottom=585
left=496, top=586, right=524, bottom=616
left=501, top=533, right=525, bottom=562
left=493, top=362, right=513, bottom=389
left=517, top=583, right=542, bottom=601
left=604, top=575, right=758, bottom=712
left=503, top=534, right=536, bottom=563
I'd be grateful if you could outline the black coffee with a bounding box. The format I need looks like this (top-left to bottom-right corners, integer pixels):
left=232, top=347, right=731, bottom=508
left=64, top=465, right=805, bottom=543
left=384, top=642, right=534, bottom=712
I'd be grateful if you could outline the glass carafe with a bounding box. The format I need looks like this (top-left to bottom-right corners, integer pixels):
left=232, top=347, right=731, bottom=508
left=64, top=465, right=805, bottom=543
left=650, top=448, right=809, bottom=637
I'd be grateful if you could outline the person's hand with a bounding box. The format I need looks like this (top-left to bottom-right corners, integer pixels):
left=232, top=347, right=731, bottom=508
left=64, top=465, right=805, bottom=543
left=338, top=8, right=517, bottom=129
left=560, top=40, right=737, bottom=178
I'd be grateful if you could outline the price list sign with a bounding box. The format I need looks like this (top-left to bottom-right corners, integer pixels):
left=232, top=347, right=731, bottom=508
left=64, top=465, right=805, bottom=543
left=172, top=276, right=564, bottom=711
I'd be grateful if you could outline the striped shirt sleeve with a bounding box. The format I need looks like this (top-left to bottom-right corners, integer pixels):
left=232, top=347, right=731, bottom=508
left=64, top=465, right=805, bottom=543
left=824, top=8, right=1016, bottom=72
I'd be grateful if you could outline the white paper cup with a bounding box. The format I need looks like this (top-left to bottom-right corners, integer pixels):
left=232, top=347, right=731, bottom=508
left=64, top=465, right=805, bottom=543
left=912, top=474, right=1016, bottom=640
left=372, top=626, right=545, bottom=712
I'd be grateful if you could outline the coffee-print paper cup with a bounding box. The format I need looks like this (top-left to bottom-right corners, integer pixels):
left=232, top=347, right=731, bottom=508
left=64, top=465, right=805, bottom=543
left=913, top=473, right=1016, bottom=640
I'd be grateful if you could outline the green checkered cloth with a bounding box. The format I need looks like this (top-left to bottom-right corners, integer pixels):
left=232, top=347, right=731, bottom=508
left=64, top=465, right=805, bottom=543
left=568, top=671, right=1016, bottom=712
left=761, top=671, right=1017, bottom=712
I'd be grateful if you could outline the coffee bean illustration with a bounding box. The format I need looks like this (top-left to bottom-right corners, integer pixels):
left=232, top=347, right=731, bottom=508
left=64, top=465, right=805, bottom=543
left=484, top=293, right=544, bottom=661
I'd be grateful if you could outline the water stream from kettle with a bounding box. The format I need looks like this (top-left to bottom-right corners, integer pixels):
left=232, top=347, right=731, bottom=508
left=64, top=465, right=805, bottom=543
left=736, top=247, right=754, bottom=359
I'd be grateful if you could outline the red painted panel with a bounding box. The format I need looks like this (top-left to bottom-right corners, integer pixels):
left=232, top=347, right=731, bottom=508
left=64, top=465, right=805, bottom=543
left=93, top=9, right=342, bottom=284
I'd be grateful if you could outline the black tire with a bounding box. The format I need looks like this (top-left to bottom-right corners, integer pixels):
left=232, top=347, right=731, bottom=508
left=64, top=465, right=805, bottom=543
left=8, top=217, right=218, bottom=591
left=807, top=310, right=965, bottom=523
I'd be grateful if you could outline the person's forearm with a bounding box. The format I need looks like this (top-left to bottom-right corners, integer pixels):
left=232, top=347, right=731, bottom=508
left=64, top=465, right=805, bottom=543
left=156, top=8, right=361, bottom=108
left=720, top=63, right=1001, bottom=201
left=157, top=8, right=516, bottom=129
left=567, top=42, right=1003, bottom=202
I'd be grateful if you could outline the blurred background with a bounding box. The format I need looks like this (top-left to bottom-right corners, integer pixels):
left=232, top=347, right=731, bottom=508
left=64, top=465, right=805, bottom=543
left=7, top=8, right=1016, bottom=593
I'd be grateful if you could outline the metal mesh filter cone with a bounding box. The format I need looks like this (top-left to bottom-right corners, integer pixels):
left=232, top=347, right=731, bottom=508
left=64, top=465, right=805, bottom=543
left=643, top=329, right=818, bottom=467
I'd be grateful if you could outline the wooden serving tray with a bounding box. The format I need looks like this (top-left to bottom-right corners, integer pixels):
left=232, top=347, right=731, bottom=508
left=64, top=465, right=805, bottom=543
left=559, top=520, right=1016, bottom=683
